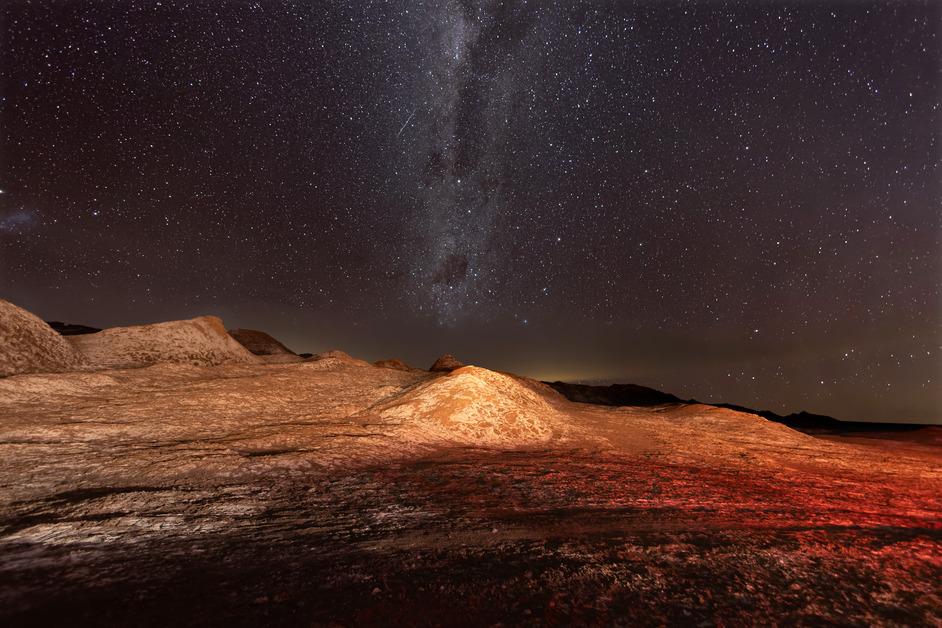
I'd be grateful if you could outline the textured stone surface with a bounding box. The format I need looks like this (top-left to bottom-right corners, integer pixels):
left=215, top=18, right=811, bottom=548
left=429, top=353, right=465, bottom=372
left=0, top=299, right=87, bottom=377
left=68, top=316, right=259, bottom=369
left=373, top=358, right=417, bottom=372
left=0, top=302, right=939, bottom=626
left=0, top=357, right=939, bottom=625
left=227, top=328, right=296, bottom=356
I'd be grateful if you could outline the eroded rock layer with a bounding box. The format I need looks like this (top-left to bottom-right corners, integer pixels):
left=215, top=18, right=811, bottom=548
left=69, top=316, right=260, bottom=369
left=0, top=299, right=88, bottom=377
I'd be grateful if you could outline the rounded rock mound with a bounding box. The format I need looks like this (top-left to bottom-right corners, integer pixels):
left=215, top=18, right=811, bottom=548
left=0, top=299, right=88, bottom=377
left=228, top=328, right=302, bottom=364
left=68, top=316, right=260, bottom=369
left=303, top=349, right=374, bottom=370
left=374, top=358, right=415, bottom=371
left=368, top=366, right=573, bottom=447
left=429, top=353, right=465, bottom=372
left=227, top=328, right=295, bottom=356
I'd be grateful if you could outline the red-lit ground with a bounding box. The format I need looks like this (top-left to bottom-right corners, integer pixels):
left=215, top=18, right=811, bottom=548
left=0, top=359, right=939, bottom=626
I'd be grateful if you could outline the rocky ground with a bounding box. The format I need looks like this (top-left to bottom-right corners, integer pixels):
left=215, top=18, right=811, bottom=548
left=0, top=357, right=940, bottom=626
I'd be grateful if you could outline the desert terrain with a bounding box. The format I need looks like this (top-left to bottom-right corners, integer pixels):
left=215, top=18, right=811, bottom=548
left=0, top=299, right=939, bottom=626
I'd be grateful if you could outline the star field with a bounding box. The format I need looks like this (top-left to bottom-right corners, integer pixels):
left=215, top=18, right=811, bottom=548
left=1, top=1, right=939, bottom=421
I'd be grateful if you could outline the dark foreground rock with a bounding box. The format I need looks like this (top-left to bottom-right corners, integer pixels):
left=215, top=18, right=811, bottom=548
left=2, top=450, right=940, bottom=627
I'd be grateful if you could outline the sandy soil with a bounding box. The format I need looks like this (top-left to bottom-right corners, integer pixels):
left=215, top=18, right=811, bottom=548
left=0, top=358, right=939, bottom=626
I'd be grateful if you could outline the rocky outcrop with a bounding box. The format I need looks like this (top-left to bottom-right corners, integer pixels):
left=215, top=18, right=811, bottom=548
left=309, top=350, right=374, bottom=369
left=69, top=316, right=260, bottom=369
left=0, top=348, right=935, bottom=626
left=367, top=366, right=572, bottom=447
left=227, top=328, right=296, bottom=356
left=0, top=299, right=88, bottom=377
left=374, top=358, right=416, bottom=371
left=429, top=353, right=465, bottom=372
left=228, top=328, right=302, bottom=364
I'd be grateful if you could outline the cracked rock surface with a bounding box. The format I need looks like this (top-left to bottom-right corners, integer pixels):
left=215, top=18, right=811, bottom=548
left=1, top=357, right=940, bottom=626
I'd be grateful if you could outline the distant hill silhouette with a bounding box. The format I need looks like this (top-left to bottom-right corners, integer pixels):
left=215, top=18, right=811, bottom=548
left=711, top=403, right=929, bottom=433
left=545, top=381, right=683, bottom=407
left=47, top=321, right=102, bottom=336
left=547, top=380, right=934, bottom=434
left=228, top=328, right=296, bottom=356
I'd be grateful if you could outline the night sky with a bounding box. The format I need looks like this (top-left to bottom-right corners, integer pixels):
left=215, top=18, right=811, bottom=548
left=1, top=1, right=939, bottom=422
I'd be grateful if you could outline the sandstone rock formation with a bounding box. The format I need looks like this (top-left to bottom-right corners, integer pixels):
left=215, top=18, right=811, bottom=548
left=228, top=328, right=296, bottom=356
left=1, top=300, right=940, bottom=626
left=228, top=328, right=302, bottom=364
left=367, top=366, right=573, bottom=447
left=0, top=299, right=88, bottom=377
left=309, top=349, right=374, bottom=369
left=68, top=316, right=260, bottom=369
left=429, top=353, right=465, bottom=372
left=374, top=358, right=416, bottom=371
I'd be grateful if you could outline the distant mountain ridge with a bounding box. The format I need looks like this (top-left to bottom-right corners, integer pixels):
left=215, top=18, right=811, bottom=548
left=34, top=312, right=935, bottom=432
left=710, top=403, right=931, bottom=433
left=545, top=381, right=683, bottom=407
left=546, top=379, right=936, bottom=433
left=46, top=321, right=102, bottom=336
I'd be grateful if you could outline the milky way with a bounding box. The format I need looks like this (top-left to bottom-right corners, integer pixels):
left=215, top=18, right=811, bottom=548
left=0, top=1, right=939, bottom=421
left=405, top=1, right=544, bottom=323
